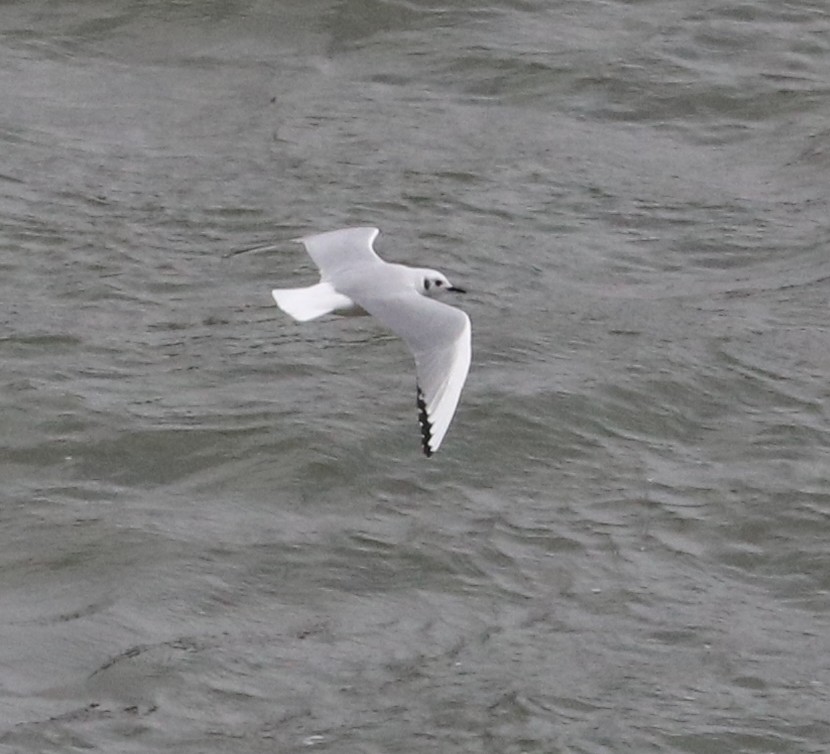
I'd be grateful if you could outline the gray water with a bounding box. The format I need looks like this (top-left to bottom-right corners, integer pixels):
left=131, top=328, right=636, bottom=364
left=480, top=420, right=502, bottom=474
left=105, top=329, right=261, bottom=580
left=2, top=1, right=829, bottom=752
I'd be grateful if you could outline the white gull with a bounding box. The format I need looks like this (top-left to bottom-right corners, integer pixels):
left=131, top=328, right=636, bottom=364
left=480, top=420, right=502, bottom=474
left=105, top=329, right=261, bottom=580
left=271, top=227, right=471, bottom=456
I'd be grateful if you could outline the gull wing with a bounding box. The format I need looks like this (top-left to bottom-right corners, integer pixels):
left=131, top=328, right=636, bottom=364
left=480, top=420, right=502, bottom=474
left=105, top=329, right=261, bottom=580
left=296, top=227, right=382, bottom=281
left=358, top=292, right=471, bottom=456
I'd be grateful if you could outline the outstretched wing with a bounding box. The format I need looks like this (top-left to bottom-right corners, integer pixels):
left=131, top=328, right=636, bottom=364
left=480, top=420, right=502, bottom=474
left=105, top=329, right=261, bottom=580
left=358, top=292, right=471, bottom=456
left=296, top=227, right=382, bottom=281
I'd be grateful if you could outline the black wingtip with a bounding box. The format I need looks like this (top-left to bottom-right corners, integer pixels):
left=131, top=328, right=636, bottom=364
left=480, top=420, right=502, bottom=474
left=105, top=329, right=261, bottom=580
left=416, top=385, right=433, bottom=457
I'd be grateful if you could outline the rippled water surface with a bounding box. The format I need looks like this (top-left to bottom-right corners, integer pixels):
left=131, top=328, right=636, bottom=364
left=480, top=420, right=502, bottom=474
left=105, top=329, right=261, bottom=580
left=2, top=1, right=829, bottom=751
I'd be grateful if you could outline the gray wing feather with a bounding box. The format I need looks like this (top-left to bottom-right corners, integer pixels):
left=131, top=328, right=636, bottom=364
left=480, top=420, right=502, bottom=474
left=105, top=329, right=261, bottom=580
left=297, top=227, right=382, bottom=280
left=357, top=292, right=471, bottom=455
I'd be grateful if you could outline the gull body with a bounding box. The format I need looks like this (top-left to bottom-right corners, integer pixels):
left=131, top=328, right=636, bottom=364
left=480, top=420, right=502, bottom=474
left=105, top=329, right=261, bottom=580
left=271, top=227, right=471, bottom=456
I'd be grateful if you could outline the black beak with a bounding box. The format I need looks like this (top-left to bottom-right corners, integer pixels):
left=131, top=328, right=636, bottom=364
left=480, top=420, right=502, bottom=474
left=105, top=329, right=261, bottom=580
left=447, top=286, right=466, bottom=294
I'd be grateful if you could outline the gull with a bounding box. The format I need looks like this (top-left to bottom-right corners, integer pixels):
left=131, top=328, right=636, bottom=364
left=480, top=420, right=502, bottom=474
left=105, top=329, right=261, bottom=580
left=270, top=227, right=471, bottom=456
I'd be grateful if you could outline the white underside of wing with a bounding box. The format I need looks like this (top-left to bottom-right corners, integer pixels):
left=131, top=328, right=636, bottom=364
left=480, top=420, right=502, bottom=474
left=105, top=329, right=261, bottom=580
left=353, top=291, right=471, bottom=456
left=295, top=227, right=381, bottom=280
left=414, top=312, right=471, bottom=455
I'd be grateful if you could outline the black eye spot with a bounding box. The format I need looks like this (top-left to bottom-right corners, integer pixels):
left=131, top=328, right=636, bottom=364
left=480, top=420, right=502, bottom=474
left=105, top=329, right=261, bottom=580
left=435, top=280, right=443, bottom=287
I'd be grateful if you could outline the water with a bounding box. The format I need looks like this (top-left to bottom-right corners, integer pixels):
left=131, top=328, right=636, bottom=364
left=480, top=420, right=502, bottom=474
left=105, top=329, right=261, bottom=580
left=2, top=1, right=829, bottom=751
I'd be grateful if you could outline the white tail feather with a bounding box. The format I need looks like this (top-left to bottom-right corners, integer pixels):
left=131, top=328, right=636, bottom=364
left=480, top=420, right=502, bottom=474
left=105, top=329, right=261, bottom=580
left=271, top=282, right=354, bottom=322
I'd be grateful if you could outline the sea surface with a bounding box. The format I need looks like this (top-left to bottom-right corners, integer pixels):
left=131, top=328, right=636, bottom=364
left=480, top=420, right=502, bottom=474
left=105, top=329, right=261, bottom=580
left=1, top=1, right=829, bottom=752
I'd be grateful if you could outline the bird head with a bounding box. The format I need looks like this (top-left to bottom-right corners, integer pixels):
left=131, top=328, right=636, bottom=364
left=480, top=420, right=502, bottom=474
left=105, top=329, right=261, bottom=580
left=418, top=269, right=466, bottom=297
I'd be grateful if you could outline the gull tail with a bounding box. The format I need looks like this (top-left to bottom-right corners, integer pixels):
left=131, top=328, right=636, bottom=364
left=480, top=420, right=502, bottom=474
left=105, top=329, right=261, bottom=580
left=271, top=282, right=354, bottom=322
